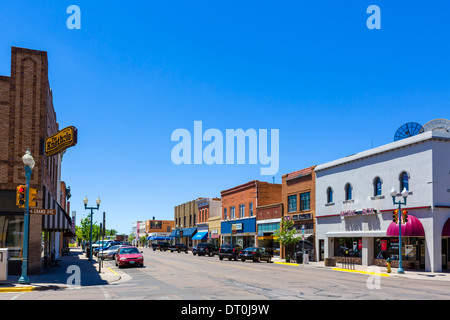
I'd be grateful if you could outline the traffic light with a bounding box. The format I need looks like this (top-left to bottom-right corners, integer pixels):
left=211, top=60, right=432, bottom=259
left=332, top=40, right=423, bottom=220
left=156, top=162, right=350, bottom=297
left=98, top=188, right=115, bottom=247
left=402, top=210, right=408, bottom=223
left=29, top=187, right=37, bottom=207
left=393, top=209, right=398, bottom=223
left=16, top=185, right=26, bottom=208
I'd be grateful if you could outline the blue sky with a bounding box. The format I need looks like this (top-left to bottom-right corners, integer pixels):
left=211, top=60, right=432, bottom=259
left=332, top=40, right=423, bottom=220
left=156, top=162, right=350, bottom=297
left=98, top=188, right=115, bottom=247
left=1, top=1, right=449, bottom=234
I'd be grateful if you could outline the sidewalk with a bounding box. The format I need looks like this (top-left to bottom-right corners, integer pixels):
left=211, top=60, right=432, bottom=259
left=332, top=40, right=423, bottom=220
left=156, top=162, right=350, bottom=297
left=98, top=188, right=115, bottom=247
left=0, top=247, right=120, bottom=292
left=272, top=257, right=450, bottom=281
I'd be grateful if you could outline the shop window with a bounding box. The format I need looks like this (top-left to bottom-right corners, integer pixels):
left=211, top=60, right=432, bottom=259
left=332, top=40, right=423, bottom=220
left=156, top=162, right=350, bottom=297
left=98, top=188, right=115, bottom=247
left=327, top=187, right=333, bottom=203
left=345, top=183, right=353, bottom=200
left=288, top=195, right=297, bottom=213
left=400, top=172, right=409, bottom=191
left=374, top=177, right=382, bottom=196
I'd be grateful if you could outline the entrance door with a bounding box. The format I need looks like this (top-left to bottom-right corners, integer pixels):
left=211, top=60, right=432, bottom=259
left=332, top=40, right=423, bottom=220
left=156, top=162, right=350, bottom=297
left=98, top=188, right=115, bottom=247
left=319, top=240, right=324, bottom=261
left=419, top=239, right=425, bottom=269
left=442, top=238, right=448, bottom=270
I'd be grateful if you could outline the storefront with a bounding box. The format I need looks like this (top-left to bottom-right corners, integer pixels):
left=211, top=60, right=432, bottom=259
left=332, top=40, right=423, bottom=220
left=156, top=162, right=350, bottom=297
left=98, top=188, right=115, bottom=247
left=256, top=218, right=281, bottom=256
left=221, top=217, right=256, bottom=248
left=169, top=227, right=197, bottom=248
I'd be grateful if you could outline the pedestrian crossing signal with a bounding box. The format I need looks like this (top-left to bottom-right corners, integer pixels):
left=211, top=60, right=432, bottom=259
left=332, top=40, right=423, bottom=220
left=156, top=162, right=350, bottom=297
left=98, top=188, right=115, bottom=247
left=16, top=185, right=26, bottom=208
left=393, top=209, right=398, bottom=223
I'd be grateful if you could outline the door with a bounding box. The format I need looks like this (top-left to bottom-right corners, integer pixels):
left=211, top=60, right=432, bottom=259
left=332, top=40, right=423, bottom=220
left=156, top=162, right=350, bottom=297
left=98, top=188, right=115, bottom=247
left=319, top=240, right=324, bottom=261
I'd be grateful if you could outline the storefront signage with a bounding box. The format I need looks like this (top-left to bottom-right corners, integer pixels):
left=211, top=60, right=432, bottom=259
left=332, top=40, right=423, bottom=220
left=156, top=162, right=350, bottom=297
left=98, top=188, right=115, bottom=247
left=232, top=223, right=243, bottom=231
left=45, top=126, right=78, bottom=156
left=340, top=208, right=377, bottom=217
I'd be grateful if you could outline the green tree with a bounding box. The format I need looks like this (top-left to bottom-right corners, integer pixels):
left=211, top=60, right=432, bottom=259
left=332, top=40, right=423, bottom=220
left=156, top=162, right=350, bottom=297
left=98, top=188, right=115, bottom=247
left=274, top=219, right=297, bottom=262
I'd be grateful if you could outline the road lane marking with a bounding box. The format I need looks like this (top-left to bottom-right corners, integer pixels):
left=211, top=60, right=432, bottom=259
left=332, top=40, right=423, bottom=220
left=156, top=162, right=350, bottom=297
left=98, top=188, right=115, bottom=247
left=332, top=268, right=390, bottom=277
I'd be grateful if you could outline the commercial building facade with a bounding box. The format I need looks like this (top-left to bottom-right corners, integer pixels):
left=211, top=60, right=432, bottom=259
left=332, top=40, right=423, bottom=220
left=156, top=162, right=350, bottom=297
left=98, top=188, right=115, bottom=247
left=221, top=180, right=281, bottom=248
left=281, top=166, right=316, bottom=259
left=0, top=47, right=73, bottom=275
left=173, top=199, right=199, bottom=247
left=315, top=130, right=450, bottom=272
left=193, top=197, right=221, bottom=244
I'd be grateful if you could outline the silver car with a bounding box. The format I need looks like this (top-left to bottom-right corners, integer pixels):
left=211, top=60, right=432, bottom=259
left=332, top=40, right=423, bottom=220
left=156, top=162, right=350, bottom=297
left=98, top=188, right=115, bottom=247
left=98, top=245, right=126, bottom=260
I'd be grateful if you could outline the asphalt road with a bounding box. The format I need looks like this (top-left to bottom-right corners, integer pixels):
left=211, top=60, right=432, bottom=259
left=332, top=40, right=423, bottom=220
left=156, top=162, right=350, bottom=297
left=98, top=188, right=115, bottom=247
left=4, top=247, right=450, bottom=302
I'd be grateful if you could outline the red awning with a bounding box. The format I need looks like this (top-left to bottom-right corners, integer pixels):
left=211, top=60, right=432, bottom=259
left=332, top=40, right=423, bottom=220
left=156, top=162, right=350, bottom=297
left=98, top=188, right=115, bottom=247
left=442, top=219, right=450, bottom=236
left=210, top=234, right=220, bottom=239
left=386, top=215, right=425, bottom=237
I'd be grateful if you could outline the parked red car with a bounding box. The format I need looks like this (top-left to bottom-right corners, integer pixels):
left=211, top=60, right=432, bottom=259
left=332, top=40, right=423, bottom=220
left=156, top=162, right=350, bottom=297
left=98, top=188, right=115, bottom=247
left=115, top=246, right=144, bottom=268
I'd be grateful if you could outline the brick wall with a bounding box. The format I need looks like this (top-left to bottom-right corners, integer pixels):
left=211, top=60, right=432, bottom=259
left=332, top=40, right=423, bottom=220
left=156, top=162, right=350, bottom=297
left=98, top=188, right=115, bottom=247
left=0, top=47, right=62, bottom=274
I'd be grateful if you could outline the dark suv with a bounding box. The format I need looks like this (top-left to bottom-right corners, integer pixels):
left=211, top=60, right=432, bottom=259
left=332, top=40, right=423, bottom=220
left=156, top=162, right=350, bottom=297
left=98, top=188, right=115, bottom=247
left=169, top=243, right=188, bottom=253
left=196, top=243, right=219, bottom=257
left=152, top=242, right=170, bottom=251
left=219, top=243, right=242, bottom=261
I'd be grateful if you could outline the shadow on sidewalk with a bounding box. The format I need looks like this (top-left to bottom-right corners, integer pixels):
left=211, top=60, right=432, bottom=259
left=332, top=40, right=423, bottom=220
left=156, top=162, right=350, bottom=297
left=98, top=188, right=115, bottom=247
left=7, top=248, right=109, bottom=287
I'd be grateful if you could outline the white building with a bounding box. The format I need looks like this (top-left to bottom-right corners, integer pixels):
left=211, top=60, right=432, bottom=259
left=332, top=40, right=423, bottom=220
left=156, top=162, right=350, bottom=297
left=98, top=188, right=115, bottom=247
left=315, top=129, right=450, bottom=272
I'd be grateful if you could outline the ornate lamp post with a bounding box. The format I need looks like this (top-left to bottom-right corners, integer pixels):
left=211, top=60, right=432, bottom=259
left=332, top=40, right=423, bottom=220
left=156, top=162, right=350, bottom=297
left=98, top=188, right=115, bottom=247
left=18, top=149, right=35, bottom=284
left=390, top=187, right=409, bottom=274
left=83, top=196, right=101, bottom=261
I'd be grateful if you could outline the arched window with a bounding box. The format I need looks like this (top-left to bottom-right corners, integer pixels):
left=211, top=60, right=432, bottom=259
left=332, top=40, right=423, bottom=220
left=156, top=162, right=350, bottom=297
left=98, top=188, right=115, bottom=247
left=327, top=187, right=333, bottom=203
left=374, top=177, right=382, bottom=196
left=400, top=172, right=409, bottom=191
left=345, top=183, right=352, bottom=200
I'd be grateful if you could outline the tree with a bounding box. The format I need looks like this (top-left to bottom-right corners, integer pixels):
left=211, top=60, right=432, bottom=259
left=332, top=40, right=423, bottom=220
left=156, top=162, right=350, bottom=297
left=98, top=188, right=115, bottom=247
left=274, top=219, right=297, bottom=262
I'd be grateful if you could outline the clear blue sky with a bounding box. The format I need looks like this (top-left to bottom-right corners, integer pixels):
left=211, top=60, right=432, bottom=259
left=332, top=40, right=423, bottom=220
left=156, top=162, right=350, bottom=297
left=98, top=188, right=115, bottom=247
left=1, top=1, right=449, bottom=234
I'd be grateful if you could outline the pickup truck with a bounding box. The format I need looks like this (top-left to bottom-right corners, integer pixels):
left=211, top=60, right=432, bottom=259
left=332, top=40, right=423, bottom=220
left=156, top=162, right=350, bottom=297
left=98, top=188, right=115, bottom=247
left=169, top=243, right=188, bottom=253
left=152, top=242, right=170, bottom=251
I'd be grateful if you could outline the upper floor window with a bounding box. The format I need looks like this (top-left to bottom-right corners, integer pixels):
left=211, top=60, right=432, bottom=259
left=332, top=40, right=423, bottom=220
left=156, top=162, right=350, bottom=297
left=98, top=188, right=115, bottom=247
left=374, top=177, right=382, bottom=196
left=288, top=195, right=297, bottom=213
left=345, top=183, right=353, bottom=200
left=300, top=192, right=311, bottom=211
left=224, top=208, right=227, bottom=220
left=400, top=172, right=409, bottom=191
left=249, top=202, right=254, bottom=216
left=239, top=204, right=245, bottom=218
left=230, top=206, right=236, bottom=219
left=327, top=187, right=333, bottom=203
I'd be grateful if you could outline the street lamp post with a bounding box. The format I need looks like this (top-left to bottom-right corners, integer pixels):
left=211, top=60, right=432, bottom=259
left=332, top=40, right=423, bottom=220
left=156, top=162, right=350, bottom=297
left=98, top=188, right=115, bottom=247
left=83, top=196, right=101, bottom=261
left=18, top=149, right=35, bottom=284
left=390, top=187, right=409, bottom=274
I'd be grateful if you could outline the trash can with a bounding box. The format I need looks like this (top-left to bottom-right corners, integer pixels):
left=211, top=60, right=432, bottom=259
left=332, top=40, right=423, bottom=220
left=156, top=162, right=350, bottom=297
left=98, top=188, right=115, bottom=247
left=296, top=252, right=303, bottom=264
left=0, top=248, right=9, bottom=281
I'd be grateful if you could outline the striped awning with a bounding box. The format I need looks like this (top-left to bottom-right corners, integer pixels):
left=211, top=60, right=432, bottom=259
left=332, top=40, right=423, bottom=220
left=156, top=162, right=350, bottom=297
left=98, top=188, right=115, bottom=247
left=42, top=201, right=72, bottom=232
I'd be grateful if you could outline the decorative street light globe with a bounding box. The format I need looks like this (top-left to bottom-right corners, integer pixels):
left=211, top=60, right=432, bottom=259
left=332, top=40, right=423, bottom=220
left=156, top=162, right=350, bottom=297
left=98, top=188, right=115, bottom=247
left=22, top=148, right=35, bottom=170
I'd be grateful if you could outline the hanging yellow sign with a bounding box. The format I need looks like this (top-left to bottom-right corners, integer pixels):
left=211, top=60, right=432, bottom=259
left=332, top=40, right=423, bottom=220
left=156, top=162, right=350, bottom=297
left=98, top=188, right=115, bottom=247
left=45, top=126, right=78, bottom=156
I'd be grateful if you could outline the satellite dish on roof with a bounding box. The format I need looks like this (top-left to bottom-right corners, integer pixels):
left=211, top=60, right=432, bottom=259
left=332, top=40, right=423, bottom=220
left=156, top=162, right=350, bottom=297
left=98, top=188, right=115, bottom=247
left=394, top=122, right=424, bottom=141
left=422, top=118, right=450, bottom=133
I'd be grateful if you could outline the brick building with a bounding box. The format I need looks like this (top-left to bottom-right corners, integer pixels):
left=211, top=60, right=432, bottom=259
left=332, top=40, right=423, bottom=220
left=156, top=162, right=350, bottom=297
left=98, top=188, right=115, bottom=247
left=173, top=199, right=200, bottom=247
left=281, top=165, right=316, bottom=259
left=0, top=47, right=73, bottom=275
left=221, top=180, right=281, bottom=248
left=193, top=197, right=221, bottom=244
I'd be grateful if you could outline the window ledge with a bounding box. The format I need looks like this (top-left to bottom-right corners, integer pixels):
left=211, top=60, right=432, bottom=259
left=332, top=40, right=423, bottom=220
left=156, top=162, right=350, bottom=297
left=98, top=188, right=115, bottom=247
left=343, top=200, right=354, bottom=204
left=371, top=195, right=385, bottom=200
left=325, top=202, right=335, bottom=207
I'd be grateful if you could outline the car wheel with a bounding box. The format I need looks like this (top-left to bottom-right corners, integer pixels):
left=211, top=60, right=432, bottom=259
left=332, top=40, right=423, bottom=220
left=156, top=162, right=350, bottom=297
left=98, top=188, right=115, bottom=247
left=228, top=257, right=232, bottom=261
left=178, top=249, right=180, bottom=253
left=112, top=254, right=116, bottom=260
left=219, top=257, right=223, bottom=260
left=241, top=259, right=246, bottom=262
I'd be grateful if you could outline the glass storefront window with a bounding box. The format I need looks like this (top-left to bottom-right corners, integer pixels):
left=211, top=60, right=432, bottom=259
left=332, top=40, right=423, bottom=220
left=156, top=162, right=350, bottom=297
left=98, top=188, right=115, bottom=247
left=0, top=215, right=24, bottom=260
left=374, top=237, right=421, bottom=261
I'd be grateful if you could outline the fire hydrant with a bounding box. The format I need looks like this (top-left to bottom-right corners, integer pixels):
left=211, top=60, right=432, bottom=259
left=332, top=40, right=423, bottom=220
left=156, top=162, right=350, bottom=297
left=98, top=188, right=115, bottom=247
left=386, top=258, right=391, bottom=273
